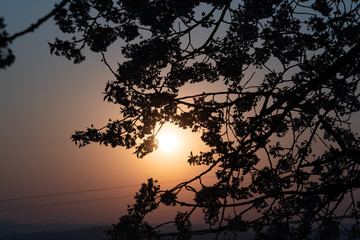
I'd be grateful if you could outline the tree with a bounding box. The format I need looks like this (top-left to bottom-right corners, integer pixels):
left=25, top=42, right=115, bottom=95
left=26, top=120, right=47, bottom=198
left=0, top=0, right=70, bottom=69
left=4, top=0, right=360, bottom=239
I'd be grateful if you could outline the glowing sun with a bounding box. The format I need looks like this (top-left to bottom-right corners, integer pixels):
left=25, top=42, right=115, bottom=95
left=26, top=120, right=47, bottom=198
left=157, top=132, right=178, bottom=152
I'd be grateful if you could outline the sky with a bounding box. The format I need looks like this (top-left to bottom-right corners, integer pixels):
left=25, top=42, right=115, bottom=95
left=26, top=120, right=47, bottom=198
left=2, top=0, right=360, bottom=229
left=0, top=0, right=212, bottom=225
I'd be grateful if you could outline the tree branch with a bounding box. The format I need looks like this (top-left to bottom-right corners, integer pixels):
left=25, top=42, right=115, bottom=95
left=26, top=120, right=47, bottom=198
left=4, top=0, right=70, bottom=43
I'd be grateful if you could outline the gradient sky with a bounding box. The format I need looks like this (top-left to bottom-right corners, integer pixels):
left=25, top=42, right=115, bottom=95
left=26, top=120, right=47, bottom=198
left=0, top=0, right=212, bottom=225
left=3, top=0, right=360, bottom=228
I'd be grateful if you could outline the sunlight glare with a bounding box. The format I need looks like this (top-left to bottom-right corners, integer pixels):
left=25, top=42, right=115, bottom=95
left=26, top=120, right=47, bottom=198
left=157, top=132, right=178, bottom=152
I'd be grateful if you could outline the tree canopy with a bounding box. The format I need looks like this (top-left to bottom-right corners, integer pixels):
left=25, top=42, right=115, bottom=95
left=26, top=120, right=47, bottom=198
left=3, top=0, right=360, bottom=239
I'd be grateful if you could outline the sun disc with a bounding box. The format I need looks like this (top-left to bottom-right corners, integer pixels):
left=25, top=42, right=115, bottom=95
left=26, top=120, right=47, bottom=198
left=158, top=133, right=178, bottom=152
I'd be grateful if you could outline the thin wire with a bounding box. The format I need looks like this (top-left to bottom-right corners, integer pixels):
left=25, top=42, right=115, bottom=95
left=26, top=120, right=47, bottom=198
left=0, top=195, right=133, bottom=212
left=0, top=176, right=217, bottom=202
left=0, top=176, right=239, bottom=212
left=0, top=184, right=140, bottom=202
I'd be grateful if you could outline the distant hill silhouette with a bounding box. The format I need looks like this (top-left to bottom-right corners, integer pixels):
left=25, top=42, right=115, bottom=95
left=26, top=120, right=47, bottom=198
left=0, top=221, right=256, bottom=240
left=0, top=221, right=353, bottom=239
left=0, top=222, right=108, bottom=240
left=0, top=226, right=108, bottom=240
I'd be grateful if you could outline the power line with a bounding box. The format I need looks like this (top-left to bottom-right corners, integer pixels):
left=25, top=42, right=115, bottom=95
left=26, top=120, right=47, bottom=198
left=0, top=176, right=217, bottom=202
left=0, top=184, right=140, bottom=202
left=0, top=195, right=133, bottom=212
left=0, top=176, right=218, bottom=212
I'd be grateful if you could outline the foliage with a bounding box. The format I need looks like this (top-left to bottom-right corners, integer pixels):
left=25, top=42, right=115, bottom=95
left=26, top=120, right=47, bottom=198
left=4, top=0, right=360, bottom=239
left=61, top=0, right=360, bottom=239
left=0, top=0, right=70, bottom=69
left=106, top=178, right=160, bottom=239
left=0, top=17, right=15, bottom=69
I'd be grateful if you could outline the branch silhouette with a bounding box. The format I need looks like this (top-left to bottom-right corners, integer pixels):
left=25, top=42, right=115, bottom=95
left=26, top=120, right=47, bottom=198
left=0, top=0, right=70, bottom=68
left=4, top=0, right=360, bottom=239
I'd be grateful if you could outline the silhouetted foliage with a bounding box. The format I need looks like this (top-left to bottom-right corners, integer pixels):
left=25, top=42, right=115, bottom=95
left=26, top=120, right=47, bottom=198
left=62, top=0, right=360, bottom=239
left=0, top=0, right=70, bottom=69
left=4, top=0, right=360, bottom=239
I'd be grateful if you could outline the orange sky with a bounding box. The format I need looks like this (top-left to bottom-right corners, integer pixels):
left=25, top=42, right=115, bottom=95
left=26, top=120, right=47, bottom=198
left=0, top=0, right=216, bottom=225
left=3, top=0, right=360, bottom=227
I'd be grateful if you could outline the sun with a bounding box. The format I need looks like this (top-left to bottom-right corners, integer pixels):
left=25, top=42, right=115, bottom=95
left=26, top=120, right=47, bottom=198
left=157, top=132, right=178, bottom=152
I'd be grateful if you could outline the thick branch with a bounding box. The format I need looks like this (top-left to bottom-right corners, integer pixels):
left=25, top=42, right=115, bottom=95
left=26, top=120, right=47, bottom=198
left=260, top=42, right=360, bottom=117
left=4, top=0, right=70, bottom=43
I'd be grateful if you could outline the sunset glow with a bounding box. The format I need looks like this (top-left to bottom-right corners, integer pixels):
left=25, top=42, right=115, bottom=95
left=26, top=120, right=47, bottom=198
left=157, top=132, right=178, bottom=152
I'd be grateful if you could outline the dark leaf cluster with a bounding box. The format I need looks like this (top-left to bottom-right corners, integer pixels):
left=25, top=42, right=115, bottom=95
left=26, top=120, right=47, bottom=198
left=6, top=0, right=360, bottom=239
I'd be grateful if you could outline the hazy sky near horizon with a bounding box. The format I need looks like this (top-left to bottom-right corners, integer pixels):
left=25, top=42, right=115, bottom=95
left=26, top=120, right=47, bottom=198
left=0, top=0, right=211, bottom=225
left=2, top=0, right=360, bottom=228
